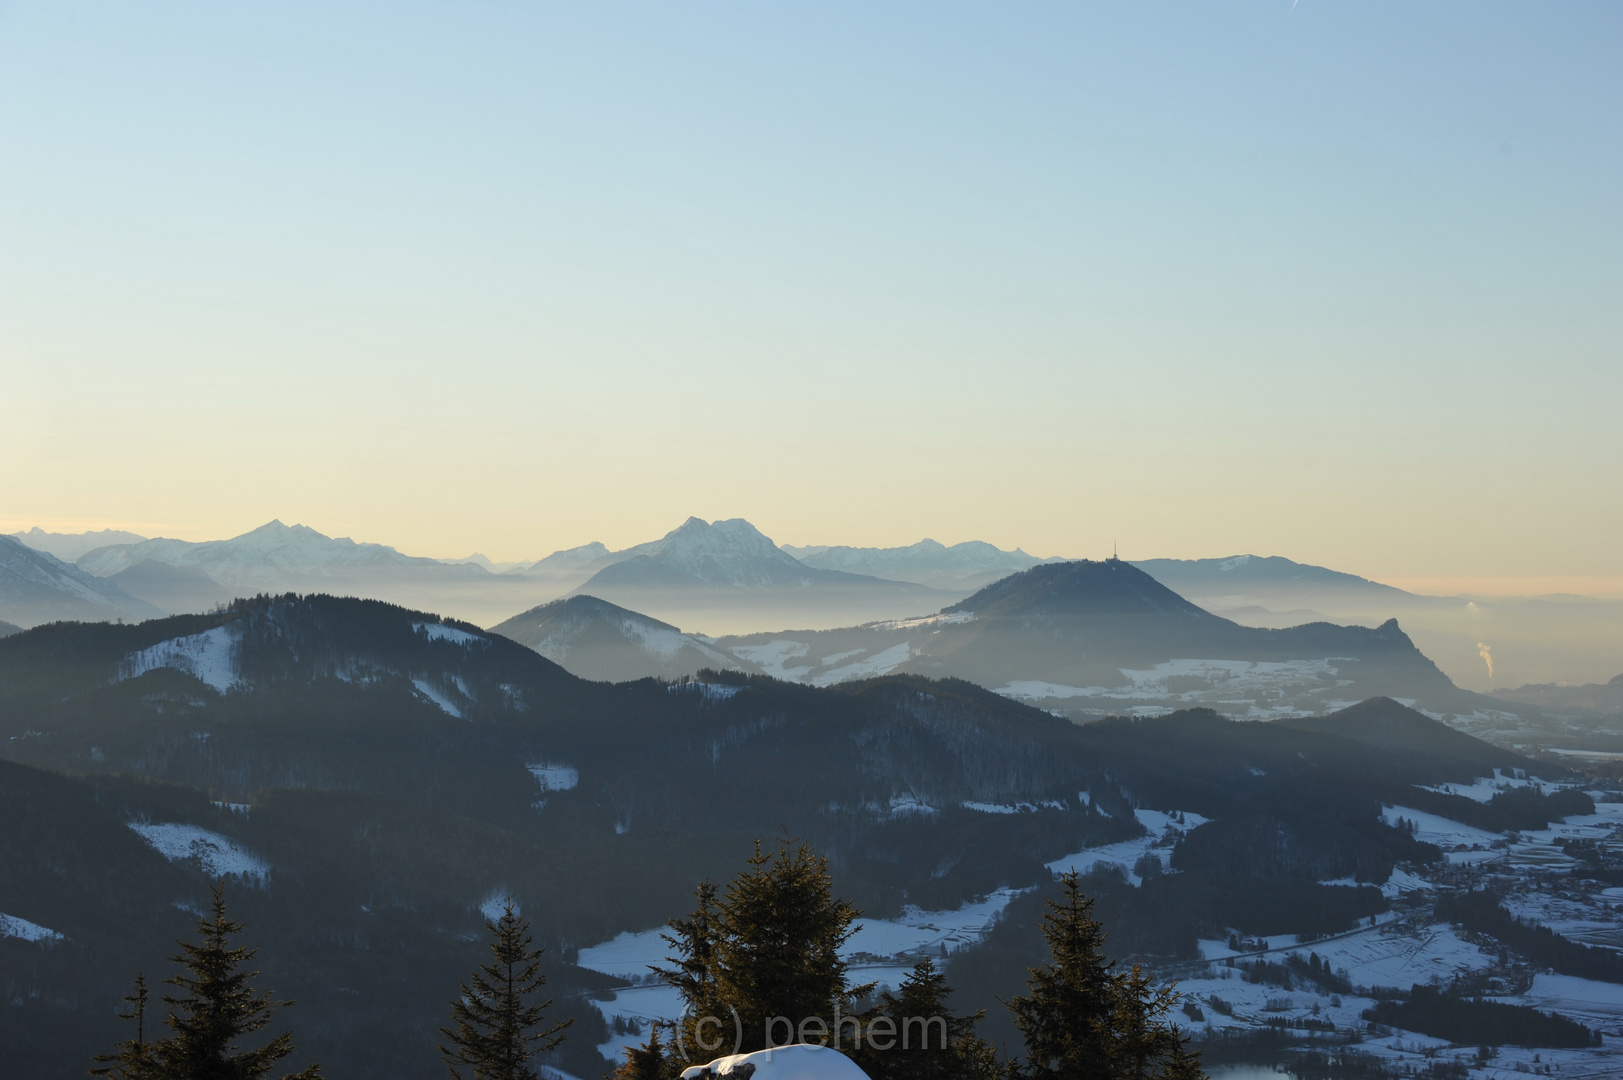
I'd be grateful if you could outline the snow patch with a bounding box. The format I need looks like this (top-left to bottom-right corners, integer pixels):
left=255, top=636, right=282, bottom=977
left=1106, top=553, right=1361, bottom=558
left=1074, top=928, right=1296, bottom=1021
left=1416, top=768, right=1556, bottom=803
left=0, top=912, right=65, bottom=943
left=1046, top=809, right=1209, bottom=886
left=887, top=793, right=938, bottom=816
left=1380, top=805, right=1502, bottom=853
left=668, top=681, right=742, bottom=703
left=127, top=822, right=269, bottom=881
left=414, top=621, right=485, bottom=646
left=480, top=892, right=519, bottom=921
left=121, top=624, right=241, bottom=692
left=528, top=763, right=579, bottom=791
left=411, top=678, right=464, bottom=718
left=867, top=611, right=975, bottom=631
left=809, top=642, right=913, bottom=687
left=963, top=800, right=1066, bottom=814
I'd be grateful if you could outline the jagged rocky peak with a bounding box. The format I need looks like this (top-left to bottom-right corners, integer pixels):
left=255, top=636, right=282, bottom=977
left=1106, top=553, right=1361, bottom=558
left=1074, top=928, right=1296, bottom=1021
left=649, top=517, right=797, bottom=564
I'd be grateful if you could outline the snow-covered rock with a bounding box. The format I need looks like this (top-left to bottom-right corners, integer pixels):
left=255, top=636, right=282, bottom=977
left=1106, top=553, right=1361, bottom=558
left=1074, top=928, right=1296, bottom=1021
left=681, top=1044, right=871, bottom=1080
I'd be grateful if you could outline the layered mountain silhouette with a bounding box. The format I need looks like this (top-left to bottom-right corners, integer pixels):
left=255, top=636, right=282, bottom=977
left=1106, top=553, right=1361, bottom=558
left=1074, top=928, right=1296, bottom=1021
left=490, top=594, right=746, bottom=682
left=105, top=560, right=232, bottom=615
left=9, top=527, right=149, bottom=563
left=1492, top=671, right=1623, bottom=720
left=76, top=519, right=481, bottom=591
left=0, top=591, right=1576, bottom=1078
left=565, top=517, right=959, bottom=632
left=0, top=535, right=163, bottom=627
left=716, top=559, right=1507, bottom=721
left=783, top=538, right=1062, bottom=591
left=68, top=519, right=554, bottom=625
left=1132, top=553, right=1421, bottom=611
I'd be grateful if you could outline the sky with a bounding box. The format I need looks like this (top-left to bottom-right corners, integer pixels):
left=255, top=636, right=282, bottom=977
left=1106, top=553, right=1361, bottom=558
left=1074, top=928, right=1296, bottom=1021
left=1, top=2, right=1619, bottom=592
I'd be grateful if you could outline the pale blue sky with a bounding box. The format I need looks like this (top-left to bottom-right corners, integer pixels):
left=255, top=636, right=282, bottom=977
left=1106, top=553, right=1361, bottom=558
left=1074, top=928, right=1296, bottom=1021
left=1, top=2, right=1618, bottom=585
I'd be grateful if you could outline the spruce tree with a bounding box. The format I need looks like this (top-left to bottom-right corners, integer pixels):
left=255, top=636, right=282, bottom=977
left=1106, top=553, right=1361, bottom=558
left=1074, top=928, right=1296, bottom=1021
left=90, top=973, right=159, bottom=1080
left=440, top=903, right=571, bottom=1080
left=854, top=959, right=1000, bottom=1080
left=658, top=840, right=867, bottom=1058
left=1006, top=872, right=1203, bottom=1080
left=661, top=880, right=723, bottom=1032
left=93, top=886, right=323, bottom=1080
left=612, top=1024, right=672, bottom=1080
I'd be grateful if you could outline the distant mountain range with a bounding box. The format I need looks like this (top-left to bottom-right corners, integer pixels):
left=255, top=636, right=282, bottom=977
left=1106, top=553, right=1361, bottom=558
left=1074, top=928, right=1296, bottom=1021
left=60, top=520, right=546, bottom=626
left=9, top=527, right=150, bottom=563
left=13, top=519, right=1622, bottom=693
left=75, top=519, right=481, bottom=591
left=782, top=538, right=1063, bottom=591
left=1132, top=554, right=1419, bottom=611
left=1493, top=672, right=1623, bottom=720
left=0, top=535, right=163, bottom=627
left=568, top=518, right=957, bottom=628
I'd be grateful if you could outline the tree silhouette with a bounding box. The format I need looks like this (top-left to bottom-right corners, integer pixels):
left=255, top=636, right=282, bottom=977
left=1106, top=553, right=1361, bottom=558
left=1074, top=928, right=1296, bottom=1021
left=1006, top=872, right=1202, bottom=1080
left=92, top=886, right=322, bottom=1080
left=440, top=903, right=571, bottom=1080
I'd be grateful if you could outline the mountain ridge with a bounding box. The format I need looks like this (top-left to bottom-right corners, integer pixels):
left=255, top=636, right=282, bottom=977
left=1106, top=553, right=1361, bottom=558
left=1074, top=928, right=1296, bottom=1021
left=0, top=535, right=164, bottom=628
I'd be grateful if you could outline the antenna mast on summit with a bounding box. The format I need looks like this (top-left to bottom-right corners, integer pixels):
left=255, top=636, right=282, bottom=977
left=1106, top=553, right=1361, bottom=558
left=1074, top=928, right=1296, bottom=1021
left=1112, top=539, right=1117, bottom=561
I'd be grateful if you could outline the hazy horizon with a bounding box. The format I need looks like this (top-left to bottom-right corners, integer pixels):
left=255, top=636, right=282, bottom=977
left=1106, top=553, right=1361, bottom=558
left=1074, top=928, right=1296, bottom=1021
left=4, top=3, right=1619, bottom=591
left=8, top=515, right=1623, bottom=602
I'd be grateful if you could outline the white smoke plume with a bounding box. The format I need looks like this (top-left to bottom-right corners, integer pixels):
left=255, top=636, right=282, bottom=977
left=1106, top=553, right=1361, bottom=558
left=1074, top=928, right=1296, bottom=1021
left=1476, top=642, right=1494, bottom=680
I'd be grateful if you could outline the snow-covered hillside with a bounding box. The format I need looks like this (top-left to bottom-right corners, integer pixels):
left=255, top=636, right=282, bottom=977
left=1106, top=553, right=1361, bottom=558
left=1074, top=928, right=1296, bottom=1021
left=0, top=534, right=163, bottom=627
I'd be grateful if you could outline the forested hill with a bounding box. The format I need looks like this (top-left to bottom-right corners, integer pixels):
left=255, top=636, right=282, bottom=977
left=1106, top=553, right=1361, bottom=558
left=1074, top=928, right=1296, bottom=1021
left=0, top=594, right=1581, bottom=1079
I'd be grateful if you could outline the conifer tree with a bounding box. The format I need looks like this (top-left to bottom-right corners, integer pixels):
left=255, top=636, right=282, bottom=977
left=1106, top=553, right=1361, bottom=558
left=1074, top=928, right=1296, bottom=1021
left=440, top=903, right=571, bottom=1080
left=661, top=880, right=723, bottom=1031
left=854, top=959, right=1000, bottom=1080
left=92, top=886, right=323, bottom=1080
left=658, top=840, right=867, bottom=1058
left=612, top=1024, right=672, bottom=1080
left=90, top=973, right=159, bottom=1080
left=1006, top=872, right=1203, bottom=1080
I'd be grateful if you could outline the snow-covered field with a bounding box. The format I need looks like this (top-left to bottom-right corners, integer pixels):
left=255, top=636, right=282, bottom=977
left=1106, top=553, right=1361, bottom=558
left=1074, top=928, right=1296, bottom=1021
left=1046, top=809, right=1209, bottom=885
left=120, top=625, right=242, bottom=692
left=807, top=643, right=913, bottom=687
left=127, top=822, right=269, bottom=881
left=994, top=658, right=1360, bottom=720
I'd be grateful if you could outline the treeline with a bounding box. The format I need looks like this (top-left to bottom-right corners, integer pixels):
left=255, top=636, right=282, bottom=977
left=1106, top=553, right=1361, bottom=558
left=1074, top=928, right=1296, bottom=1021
left=632, top=840, right=1204, bottom=1080
left=1172, top=813, right=1437, bottom=886
left=1436, top=891, right=1623, bottom=983
left=1399, top=786, right=1594, bottom=835
left=94, top=841, right=1208, bottom=1080
left=1364, top=986, right=1598, bottom=1049
left=1232, top=954, right=1352, bottom=997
